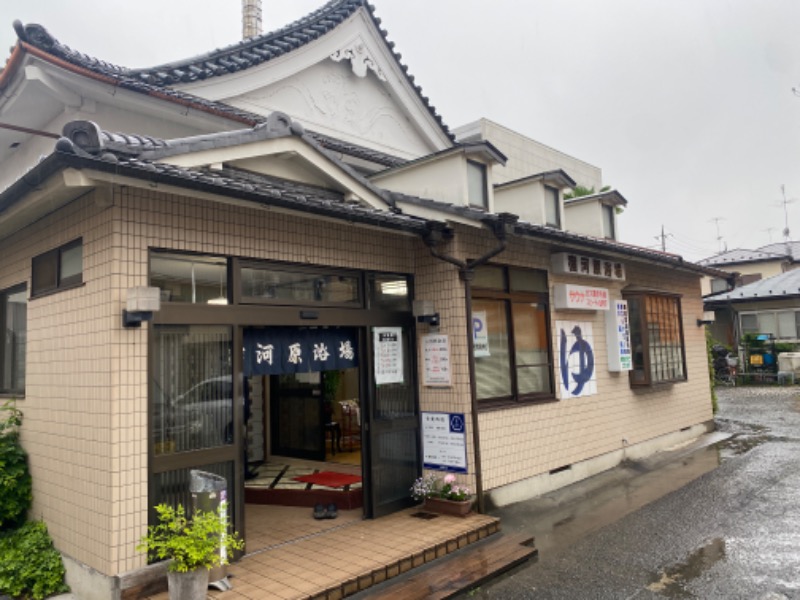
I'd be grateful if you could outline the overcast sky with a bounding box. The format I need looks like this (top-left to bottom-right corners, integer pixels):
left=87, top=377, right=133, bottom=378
left=2, top=0, right=800, bottom=262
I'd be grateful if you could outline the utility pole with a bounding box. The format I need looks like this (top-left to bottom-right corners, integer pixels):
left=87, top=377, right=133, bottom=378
left=654, top=225, right=670, bottom=252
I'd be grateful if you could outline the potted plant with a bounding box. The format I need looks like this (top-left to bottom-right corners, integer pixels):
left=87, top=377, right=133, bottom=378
left=137, top=503, right=244, bottom=600
left=411, top=473, right=473, bottom=517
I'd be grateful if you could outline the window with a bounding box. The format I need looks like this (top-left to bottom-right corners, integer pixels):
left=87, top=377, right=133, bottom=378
left=240, top=263, right=361, bottom=307
left=31, top=239, right=82, bottom=296
left=1, top=285, right=26, bottom=396
left=625, top=291, right=686, bottom=386
left=740, top=310, right=800, bottom=340
left=150, top=252, right=228, bottom=304
left=709, top=277, right=729, bottom=294
left=471, top=265, right=552, bottom=406
left=467, top=161, right=488, bottom=209
left=602, top=204, right=615, bottom=239
left=545, top=186, right=561, bottom=228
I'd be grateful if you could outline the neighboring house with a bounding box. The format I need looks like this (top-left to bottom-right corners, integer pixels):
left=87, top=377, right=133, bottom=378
left=0, top=1, right=724, bottom=597
left=704, top=269, right=800, bottom=349
left=697, top=243, right=800, bottom=296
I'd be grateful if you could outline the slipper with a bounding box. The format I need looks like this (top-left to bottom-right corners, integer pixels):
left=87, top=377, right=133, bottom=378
left=326, top=503, right=338, bottom=519
left=313, top=504, right=326, bottom=520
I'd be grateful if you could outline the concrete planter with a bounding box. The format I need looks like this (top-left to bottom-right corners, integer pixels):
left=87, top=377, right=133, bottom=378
left=167, top=569, right=209, bottom=600
left=424, top=497, right=474, bottom=517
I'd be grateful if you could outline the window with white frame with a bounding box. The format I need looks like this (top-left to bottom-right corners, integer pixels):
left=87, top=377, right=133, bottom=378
left=467, top=160, right=488, bottom=209
left=1, top=284, right=27, bottom=396
left=740, top=309, right=800, bottom=340
left=545, top=186, right=560, bottom=228
left=625, top=290, right=686, bottom=386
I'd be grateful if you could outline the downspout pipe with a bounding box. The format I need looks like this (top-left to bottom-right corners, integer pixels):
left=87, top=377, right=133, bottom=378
left=422, top=213, right=518, bottom=514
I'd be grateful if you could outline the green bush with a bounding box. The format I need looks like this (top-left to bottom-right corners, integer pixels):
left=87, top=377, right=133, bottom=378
left=0, top=521, right=69, bottom=600
left=0, top=400, right=32, bottom=530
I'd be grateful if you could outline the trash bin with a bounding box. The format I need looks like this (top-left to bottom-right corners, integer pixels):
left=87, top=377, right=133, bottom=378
left=189, top=470, right=232, bottom=591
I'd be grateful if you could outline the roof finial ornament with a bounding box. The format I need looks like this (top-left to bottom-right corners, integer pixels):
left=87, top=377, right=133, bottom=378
left=331, top=39, right=387, bottom=82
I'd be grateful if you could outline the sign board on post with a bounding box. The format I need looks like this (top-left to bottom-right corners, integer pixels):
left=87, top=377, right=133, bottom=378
left=422, top=334, right=451, bottom=386
left=422, top=412, right=468, bottom=473
left=605, top=299, right=632, bottom=372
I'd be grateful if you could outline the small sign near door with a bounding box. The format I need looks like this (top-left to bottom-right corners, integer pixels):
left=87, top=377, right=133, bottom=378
left=422, top=334, right=451, bottom=387
left=422, top=412, right=468, bottom=473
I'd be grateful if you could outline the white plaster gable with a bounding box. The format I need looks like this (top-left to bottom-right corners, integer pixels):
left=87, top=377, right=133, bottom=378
left=159, top=135, right=392, bottom=211
left=226, top=60, right=432, bottom=160
left=175, top=8, right=450, bottom=160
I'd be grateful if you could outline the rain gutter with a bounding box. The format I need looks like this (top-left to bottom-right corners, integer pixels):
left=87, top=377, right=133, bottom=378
left=421, top=213, right=519, bottom=514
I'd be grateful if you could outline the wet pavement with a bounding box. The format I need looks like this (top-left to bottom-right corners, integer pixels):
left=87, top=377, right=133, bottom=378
left=461, top=386, right=800, bottom=599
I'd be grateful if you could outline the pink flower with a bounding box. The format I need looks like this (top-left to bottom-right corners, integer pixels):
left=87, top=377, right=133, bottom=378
left=443, top=474, right=456, bottom=484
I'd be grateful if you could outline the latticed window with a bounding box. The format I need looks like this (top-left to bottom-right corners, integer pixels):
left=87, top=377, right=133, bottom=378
left=625, top=291, right=686, bottom=386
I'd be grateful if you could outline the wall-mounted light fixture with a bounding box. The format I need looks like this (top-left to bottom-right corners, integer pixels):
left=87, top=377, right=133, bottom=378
left=413, top=299, right=440, bottom=328
left=123, top=286, right=161, bottom=328
left=697, top=310, right=716, bottom=327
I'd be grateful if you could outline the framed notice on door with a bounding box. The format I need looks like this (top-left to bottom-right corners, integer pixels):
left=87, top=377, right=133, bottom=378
left=374, top=327, right=404, bottom=385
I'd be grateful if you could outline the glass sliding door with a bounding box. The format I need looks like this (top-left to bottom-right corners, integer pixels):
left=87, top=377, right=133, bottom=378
left=150, top=325, right=239, bottom=525
left=151, top=326, right=234, bottom=455
left=365, top=326, right=420, bottom=517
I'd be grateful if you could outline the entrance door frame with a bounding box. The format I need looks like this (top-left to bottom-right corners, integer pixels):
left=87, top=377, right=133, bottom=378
left=151, top=294, right=418, bottom=540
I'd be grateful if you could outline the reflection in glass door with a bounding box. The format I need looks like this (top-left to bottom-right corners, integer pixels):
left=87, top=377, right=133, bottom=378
left=149, top=325, right=237, bottom=523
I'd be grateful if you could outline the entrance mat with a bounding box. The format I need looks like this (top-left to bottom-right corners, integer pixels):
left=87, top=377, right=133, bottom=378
left=292, top=471, right=363, bottom=488
left=245, top=487, right=363, bottom=509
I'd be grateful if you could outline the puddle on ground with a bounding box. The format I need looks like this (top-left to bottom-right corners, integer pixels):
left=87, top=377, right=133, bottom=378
left=715, top=433, right=771, bottom=458
left=647, top=538, right=727, bottom=598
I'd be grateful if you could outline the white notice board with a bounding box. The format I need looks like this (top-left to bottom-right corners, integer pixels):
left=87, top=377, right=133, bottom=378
left=422, top=412, right=468, bottom=473
left=422, top=334, right=451, bottom=386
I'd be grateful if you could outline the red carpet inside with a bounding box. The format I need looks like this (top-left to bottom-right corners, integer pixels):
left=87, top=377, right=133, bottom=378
left=292, top=471, right=362, bottom=488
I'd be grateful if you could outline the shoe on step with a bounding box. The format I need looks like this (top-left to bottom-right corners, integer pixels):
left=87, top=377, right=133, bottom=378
left=326, top=503, right=338, bottom=519
left=313, top=504, right=326, bottom=520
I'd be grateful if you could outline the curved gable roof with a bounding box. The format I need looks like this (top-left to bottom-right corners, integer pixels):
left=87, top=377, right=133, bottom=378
left=6, top=0, right=453, bottom=143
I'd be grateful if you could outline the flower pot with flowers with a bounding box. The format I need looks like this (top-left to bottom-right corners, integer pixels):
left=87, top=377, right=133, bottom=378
left=410, top=473, right=474, bottom=517
left=137, top=503, right=244, bottom=600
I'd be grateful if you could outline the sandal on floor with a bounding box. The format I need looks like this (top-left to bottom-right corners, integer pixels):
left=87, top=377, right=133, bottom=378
left=313, top=504, right=327, bottom=520
left=326, top=503, right=338, bottom=519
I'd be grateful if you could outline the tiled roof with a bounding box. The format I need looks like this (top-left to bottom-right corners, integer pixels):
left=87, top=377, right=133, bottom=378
left=696, top=247, right=789, bottom=266
left=59, top=115, right=402, bottom=211
left=704, top=268, right=800, bottom=303
left=30, top=139, right=428, bottom=234
left=10, top=0, right=453, bottom=141
left=494, top=169, right=577, bottom=191
left=756, top=241, right=800, bottom=261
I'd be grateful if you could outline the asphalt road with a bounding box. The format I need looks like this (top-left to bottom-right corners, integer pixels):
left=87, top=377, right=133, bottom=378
left=464, top=386, right=800, bottom=600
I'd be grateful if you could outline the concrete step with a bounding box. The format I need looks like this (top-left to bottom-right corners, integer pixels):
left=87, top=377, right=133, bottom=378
left=364, top=532, right=537, bottom=599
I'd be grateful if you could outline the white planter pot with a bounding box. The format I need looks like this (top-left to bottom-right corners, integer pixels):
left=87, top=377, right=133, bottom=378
left=167, top=569, right=209, bottom=600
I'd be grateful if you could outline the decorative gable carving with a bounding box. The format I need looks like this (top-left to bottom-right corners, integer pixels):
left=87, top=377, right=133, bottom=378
left=228, top=60, right=431, bottom=157
left=330, top=37, right=387, bottom=82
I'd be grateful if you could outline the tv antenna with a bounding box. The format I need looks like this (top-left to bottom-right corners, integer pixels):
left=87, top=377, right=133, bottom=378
left=709, top=217, right=725, bottom=253
left=779, top=185, right=795, bottom=241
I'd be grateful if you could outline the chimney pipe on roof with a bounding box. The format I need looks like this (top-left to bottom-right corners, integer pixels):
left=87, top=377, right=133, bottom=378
left=242, top=0, right=263, bottom=39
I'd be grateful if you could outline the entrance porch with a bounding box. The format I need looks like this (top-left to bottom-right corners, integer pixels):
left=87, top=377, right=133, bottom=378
left=132, top=505, right=500, bottom=599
